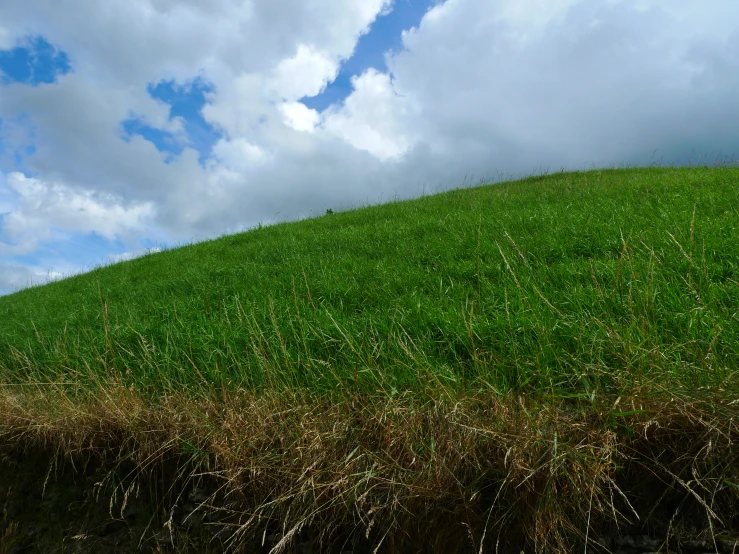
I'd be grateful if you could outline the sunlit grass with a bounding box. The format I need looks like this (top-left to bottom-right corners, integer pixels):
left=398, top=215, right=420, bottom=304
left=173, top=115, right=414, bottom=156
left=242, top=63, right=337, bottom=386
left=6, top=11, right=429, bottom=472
left=1, top=166, right=738, bottom=399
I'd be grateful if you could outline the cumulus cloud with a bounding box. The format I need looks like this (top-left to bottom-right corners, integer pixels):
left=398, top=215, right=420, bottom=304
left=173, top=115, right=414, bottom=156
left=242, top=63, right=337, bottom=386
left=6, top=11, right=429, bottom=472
left=0, top=0, right=738, bottom=294
left=270, top=44, right=339, bottom=100
left=280, top=102, right=321, bottom=134
left=321, top=69, right=418, bottom=160
left=211, top=137, right=272, bottom=171
left=1, top=172, right=155, bottom=255
left=365, top=0, right=739, bottom=171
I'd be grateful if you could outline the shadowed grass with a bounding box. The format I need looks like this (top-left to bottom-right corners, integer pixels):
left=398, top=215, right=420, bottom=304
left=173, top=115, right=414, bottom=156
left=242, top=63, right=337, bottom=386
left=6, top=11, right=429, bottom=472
left=1, top=380, right=738, bottom=552
left=1, top=166, right=739, bottom=552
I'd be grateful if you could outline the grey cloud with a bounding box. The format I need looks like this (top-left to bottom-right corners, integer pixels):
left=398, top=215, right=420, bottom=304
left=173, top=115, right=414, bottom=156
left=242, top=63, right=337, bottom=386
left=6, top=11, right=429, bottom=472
left=385, top=0, right=739, bottom=173
left=0, top=75, right=202, bottom=203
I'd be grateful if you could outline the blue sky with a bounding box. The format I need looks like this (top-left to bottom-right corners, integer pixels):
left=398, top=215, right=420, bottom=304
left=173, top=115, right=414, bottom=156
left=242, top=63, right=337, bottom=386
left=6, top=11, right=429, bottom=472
left=0, top=0, right=738, bottom=294
left=120, top=78, right=222, bottom=164
left=301, top=0, right=436, bottom=112
left=0, top=35, right=71, bottom=86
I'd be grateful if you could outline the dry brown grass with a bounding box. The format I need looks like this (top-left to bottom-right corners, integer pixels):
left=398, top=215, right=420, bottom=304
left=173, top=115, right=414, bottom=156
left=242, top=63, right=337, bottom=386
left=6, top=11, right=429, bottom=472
left=1, top=381, right=738, bottom=553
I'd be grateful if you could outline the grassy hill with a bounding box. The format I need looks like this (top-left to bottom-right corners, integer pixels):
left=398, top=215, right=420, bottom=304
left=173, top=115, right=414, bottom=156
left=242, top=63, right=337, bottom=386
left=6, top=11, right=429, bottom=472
left=1, top=166, right=739, bottom=552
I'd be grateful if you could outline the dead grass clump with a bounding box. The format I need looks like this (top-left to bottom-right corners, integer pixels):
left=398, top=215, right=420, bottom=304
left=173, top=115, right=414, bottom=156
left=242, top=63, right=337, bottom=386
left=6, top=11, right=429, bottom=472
left=1, top=382, right=738, bottom=553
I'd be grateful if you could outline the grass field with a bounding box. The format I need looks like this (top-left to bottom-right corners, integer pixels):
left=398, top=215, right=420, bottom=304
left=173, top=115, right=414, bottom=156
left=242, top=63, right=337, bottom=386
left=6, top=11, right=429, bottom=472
left=1, top=166, right=739, bottom=552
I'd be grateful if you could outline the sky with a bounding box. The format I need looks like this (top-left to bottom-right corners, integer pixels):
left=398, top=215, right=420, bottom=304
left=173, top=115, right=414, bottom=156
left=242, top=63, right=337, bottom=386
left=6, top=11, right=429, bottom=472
left=0, top=0, right=738, bottom=295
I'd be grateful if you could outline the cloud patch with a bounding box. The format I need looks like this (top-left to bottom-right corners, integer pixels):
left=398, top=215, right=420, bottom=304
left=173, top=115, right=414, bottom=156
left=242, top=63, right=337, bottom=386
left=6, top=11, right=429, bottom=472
left=1, top=172, right=155, bottom=255
left=321, top=68, right=417, bottom=161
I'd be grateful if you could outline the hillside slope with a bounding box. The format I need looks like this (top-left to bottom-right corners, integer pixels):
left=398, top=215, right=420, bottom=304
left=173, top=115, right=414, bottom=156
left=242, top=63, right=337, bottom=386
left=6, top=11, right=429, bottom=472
left=1, top=166, right=738, bottom=553
left=1, top=166, right=738, bottom=396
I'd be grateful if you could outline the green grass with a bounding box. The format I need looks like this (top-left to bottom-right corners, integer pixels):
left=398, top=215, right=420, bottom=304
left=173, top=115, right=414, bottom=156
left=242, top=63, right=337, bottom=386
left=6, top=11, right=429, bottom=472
left=1, top=166, right=738, bottom=398
left=1, top=166, right=739, bottom=552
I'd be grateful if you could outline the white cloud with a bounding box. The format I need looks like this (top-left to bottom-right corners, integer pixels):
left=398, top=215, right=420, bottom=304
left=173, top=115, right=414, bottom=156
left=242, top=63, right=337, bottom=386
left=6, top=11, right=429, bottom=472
left=270, top=44, right=339, bottom=100
left=1, top=172, right=155, bottom=254
left=321, top=69, right=418, bottom=160
left=211, top=137, right=271, bottom=171
left=280, top=101, right=320, bottom=133
left=492, top=0, right=581, bottom=38
left=201, top=73, right=268, bottom=140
